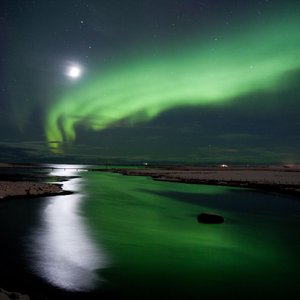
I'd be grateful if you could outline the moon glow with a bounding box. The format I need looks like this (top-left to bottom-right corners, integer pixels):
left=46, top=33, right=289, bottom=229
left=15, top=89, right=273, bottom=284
left=67, top=65, right=82, bottom=79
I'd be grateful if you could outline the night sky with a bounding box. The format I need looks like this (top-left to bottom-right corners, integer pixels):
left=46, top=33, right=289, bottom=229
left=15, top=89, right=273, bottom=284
left=1, top=0, right=299, bottom=165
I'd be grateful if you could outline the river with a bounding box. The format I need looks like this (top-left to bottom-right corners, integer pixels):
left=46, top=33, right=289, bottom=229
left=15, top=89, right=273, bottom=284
left=0, top=165, right=299, bottom=299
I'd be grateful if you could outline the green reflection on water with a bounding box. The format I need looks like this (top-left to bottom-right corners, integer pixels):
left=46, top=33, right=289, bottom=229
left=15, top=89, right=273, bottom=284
left=81, top=172, right=300, bottom=299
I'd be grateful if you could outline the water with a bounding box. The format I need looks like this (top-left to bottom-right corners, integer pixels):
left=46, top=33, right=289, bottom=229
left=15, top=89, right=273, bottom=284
left=0, top=166, right=299, bottom=299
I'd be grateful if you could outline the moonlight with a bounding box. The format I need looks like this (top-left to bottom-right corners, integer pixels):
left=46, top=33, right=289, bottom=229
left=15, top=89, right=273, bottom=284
left=67, top=65, right=82, bottom=79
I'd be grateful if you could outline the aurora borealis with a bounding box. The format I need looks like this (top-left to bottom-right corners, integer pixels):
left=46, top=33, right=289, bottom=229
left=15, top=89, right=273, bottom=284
left=46, top=14, right=300, bottom=153
left=1, top=0, right=300, bottom=164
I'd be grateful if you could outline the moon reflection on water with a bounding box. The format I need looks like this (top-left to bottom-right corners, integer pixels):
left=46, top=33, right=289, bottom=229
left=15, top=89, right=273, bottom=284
left=29, top=166, right=108, bottom=292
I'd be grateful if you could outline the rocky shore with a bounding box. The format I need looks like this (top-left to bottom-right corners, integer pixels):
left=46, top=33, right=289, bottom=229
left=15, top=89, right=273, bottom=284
left=0, top=288, right=30, bottom=300
left=0, top=181, right=65, bottom=199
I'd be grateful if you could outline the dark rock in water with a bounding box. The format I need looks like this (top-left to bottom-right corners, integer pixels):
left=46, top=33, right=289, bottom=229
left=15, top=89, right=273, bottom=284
left=197, top=213, right=224, bottom=224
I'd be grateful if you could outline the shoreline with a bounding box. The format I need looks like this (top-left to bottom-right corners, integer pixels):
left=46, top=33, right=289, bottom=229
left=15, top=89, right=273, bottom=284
left=1, top=164, right=300, bottom=199
left=110, top=167, right=300, bottom=198
left=0, top=287, right=30, bottom=300
left=0, top=181, right=69, bottom=200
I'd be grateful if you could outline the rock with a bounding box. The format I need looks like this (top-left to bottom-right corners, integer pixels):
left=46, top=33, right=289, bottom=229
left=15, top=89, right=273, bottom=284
left=0, top=288, right=30, bottom=300
left=197, top=213, right=224, bottom=224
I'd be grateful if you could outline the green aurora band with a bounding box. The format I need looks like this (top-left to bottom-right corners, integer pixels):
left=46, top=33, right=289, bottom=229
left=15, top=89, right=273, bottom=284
left=46, top=17, right=300, bottom=153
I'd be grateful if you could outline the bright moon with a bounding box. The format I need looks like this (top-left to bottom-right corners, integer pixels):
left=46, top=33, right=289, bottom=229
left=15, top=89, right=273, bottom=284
left=67, top=66, right=82, bottom=78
